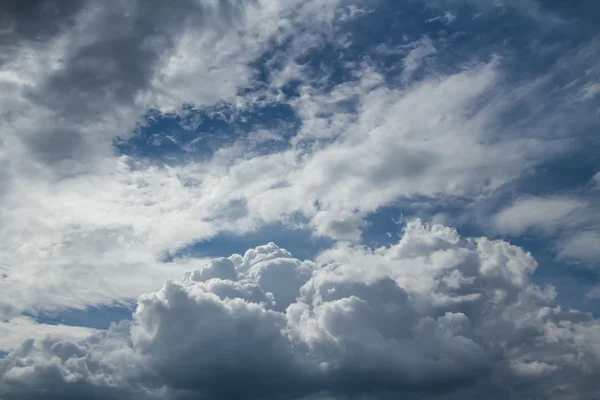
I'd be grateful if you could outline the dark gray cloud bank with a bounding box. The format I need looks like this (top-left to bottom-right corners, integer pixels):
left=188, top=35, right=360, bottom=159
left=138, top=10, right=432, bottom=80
left=2, top=221, right=600, bottom=399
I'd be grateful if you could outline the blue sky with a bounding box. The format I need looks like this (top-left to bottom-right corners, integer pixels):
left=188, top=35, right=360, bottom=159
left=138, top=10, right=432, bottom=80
left=0, top=1, right=599, bottom=399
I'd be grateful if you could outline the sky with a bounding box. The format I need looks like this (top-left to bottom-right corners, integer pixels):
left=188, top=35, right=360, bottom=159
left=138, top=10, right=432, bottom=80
left=0, top=0, right=599, bottom=399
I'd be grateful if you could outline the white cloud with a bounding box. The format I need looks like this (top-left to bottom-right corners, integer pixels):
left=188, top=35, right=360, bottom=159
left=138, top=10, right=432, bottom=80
left=585, top=286, right=600, bottom=301
left=401, top=36, right=436, bottom=83
left=491, top=196, right=586, bottom=236
left=0, top=317, right=98, bottom=352
left=249, top=58, right=569, bottom=239
left=592, top=172, right=600, bottom=190
left=557, top=231, right=600, bottom=267
left=488, top=175, right=600, bottom=267
left=1, top=221, right=599, bottom=399
left=578, top=82, right=600, bottom=101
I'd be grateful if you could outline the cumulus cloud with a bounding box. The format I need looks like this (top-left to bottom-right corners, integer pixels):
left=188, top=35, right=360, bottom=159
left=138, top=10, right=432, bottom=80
left=1, top=221, right=600, bottom=399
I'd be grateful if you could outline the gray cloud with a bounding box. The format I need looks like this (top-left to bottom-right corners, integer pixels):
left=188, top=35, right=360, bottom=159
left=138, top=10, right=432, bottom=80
left=1, top=0, right=259, bottom=179
left=0, top=0, right=85, bottom=52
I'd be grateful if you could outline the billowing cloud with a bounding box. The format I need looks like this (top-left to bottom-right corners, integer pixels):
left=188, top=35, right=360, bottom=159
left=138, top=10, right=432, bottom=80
left=1, top=221, right=599, bottom=399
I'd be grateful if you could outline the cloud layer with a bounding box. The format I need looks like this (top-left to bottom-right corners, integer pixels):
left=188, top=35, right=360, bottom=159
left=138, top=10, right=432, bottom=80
left=2, top=221, right=600, bottom=399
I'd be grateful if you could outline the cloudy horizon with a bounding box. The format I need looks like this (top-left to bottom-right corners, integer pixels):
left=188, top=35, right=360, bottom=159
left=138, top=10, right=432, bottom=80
left=0, top=0, right=599, bottom=399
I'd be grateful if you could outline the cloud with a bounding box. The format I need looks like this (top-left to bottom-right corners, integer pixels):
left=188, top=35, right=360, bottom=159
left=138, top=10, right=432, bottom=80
left=400, top=36, right=437, bottom=83
left=592, top=172, right=600, bottom=190
left=242, top=56, right=573, bottom=240
left=0, top=3, right=599, bottom=397
left=0, top=0, right=345, bottom=321
left=488, top=172, right=600, bottom=267
left=1, top=221, right=600, bottom=399
left=1, top=0, right=598, bottom=339
left=491, top=196, right=586, bottom=236
left=557, top=231, right=600, bottom=267
left=0, top=317, right=98, bottom=352
left=585, top=285, right=600, bottom=301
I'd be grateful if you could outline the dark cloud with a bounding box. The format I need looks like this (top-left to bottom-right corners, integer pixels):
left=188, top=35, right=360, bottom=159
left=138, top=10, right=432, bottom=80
left=27, top=1, right=173, bottom=115
left=5, top=0, right=254, bottom=169
left=17, top=0, right=250, bottom=112
left=24, top=127, right=87, bottom=164
left=0, top=0, right=85, bottom=49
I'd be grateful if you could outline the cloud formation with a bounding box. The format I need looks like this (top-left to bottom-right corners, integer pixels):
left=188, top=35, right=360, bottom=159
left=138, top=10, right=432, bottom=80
left=2, top=221, right=599, bottom=399
left=0, top=0, right=345, bottom=319
left=0, top=0, right=599, bottom=398
left=2, top=0, right=598, bottom=322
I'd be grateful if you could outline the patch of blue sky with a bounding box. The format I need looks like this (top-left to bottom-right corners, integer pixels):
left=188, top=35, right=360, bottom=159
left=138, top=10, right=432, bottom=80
left=534, top=0, right=600, bottom=25
left=307, top=1, right=541, bottom=85
left=25, top=303, right=135, bottom=330
left=505, top=234, right=599, bottom=316
left=164, top=222, right=335, bottom=263
left=360, top=195, right=475, bottom=248
left=503, top=155, right=600, bottom=199
left=360, top=206, right=407, bottom=248
left=114, top=102, right=300, bottom=164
